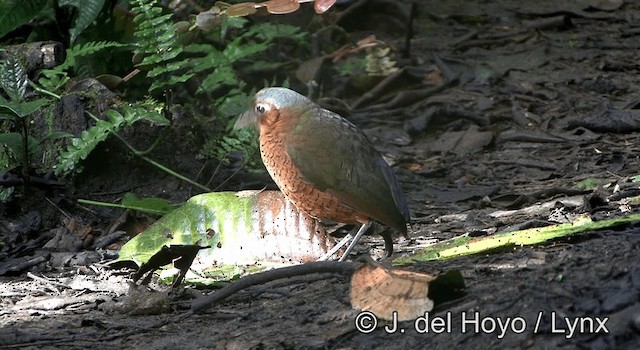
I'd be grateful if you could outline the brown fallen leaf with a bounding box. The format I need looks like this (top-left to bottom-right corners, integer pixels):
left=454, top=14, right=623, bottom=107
left=314, top=0, right=336, bottom=14
left=588, top=0, right=623, bottom=11
left=261, top=0, right=300, bottom=14
left=226, top=2, right=258, bottom=17
left=350, top=263, right=435, bottom=321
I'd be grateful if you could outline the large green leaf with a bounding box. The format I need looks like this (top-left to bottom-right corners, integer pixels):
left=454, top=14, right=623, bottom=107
left=0, top=0, right=49, bottom=39
left=0, top=98, right=50, bottom=119
left=118, top=191, right=335, bottom=283
left=0, top=132, right=41, bottom=161
left=59, top=0, right=106, bottom=44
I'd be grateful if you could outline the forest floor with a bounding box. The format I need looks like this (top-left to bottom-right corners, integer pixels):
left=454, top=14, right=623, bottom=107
left=2, top=0, right=640, bottom=349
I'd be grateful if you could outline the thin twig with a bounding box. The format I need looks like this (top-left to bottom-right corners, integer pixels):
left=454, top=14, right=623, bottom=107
left=26, top=272, right=71, bottom=291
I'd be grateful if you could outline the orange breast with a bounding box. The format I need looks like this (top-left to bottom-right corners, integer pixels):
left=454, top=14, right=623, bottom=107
left=260, top=133, right=369, bottom=225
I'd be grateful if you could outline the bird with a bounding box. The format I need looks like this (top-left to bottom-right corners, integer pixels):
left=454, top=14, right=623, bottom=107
left=240, top=87, right=409, bottom=260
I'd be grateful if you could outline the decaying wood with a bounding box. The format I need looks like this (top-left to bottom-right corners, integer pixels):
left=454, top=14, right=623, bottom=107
left=0, top=41, right=65, bottom=73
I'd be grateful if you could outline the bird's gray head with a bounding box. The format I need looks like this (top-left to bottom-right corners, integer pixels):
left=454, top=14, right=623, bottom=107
left=234, top=87, right=312, bottom=130
left=254, top=87, right=311, bottom=111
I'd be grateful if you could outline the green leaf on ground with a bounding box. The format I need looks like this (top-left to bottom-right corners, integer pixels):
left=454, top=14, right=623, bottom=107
left=117, top=191, right=333, bottom=284
left=575, top=177, right=607, bottom=190
left=394, top=213, right=640, bottom=265
left=121, top=193, right=175, bottom=215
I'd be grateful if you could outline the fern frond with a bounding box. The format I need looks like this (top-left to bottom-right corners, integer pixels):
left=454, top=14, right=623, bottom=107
left=202, top=127, right=260, bottom=169
left=37, top=41, right=128, bottom=92
left=131, top=0, right=186, bottom=92
left=129, top=0, right=306, bottom=96
left=54, top=105, right=169, bottom=176
left=244, top=22, right=306, bottom=43
left=149, top=73, right=193, bottom=92
left=58, top=41, right=130, bottom=71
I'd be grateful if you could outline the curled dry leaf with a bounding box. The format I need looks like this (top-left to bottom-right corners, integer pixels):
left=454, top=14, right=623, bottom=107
left=195, top=10, right=219, bottom=31
left=350, top=263, right=435, bottom=321
left=95, top=74, right=123, bottom=90
left=314, top=0, right=336, bottom=14
left=226, top=3, right=258, bottom=17
left=212, top=0, right=334, bottom=18
left=588, top=0, right=623, bottom=11
left=330, top=35, right=382, bottom=62
left=262, top=0, right=300, bottom=14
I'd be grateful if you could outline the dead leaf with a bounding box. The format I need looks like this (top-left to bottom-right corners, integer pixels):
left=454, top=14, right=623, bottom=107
left=429, top=128, right=494, bottom=155
left=226, top=3, right=258, bottom=17
left=195, top=9, right=220, bottom=31
left=95, top=74, right=123, bottom=90
left=262, top=0, right=300, bottom=14
left=314, top=0, right=336, bottom=14
left=350, top=263, right=435, bottom=321
left=588, top=0, right=623, bottom=11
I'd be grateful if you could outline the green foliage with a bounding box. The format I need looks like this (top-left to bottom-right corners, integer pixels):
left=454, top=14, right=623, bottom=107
left=0, top=142, right=15, bottom=174
left=186, top=21, right=305, bottom=96
left=393, top=214, right=640, bottom=265
left=0, top=55, right=27, bottom=101
left=0, top=184, right=14, bottom=201
left=132, top=0, right=191, bottom=92
left=59, top=0, right=106, bottom=44
left=0, top=96, right=49, bottom=120
left=76, top=193, right=177, bottom=216
left=0, top=0, right=49, bottom=39
left=0, top=133, right=40, bottom=168
left=575, top=177, right=607, bottom=190
left=201, top=126, right=260, bottom=170
left=131, top=0, right=306, bottom=96
left=38, top=41, right=130, bottom=93
left=54, top=104, right=169, bottom=176
left=121, top=192, right=175, bottom=215
left=128, top=0, right=307, bottom=174
left=1, top=0, right=312, bottom=195
left=0, top=0, right=107, bottom=45
left=117, top=191, right=329, bottom=284
left=335, top=57, right=367, bottom=77
left=0, top=56, right=51, bottom=177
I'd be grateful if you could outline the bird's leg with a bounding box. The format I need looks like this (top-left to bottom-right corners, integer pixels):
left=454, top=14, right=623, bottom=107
left=317, top=225, right=360, bottom=261
left=317, top=221, right=372, bottom=261
left=338, top=221, right=372, bottom=262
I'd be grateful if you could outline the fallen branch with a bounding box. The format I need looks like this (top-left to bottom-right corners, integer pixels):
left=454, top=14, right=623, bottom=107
left=191, top=261, right=357, bottom=312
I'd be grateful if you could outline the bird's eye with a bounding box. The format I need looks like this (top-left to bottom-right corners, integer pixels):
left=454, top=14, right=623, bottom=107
left=256, top=104, right=269, bottom=114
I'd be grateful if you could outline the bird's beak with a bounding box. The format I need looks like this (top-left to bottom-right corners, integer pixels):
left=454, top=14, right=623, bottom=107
left=234, top=108, right=258, bottom=130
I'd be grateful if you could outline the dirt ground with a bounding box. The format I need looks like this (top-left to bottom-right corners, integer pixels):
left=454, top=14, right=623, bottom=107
left=3, top=0, right=640, bottom=349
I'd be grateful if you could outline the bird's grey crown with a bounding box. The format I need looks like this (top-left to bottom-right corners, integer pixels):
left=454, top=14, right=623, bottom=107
left=256, top=87, right=311, bottom=110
